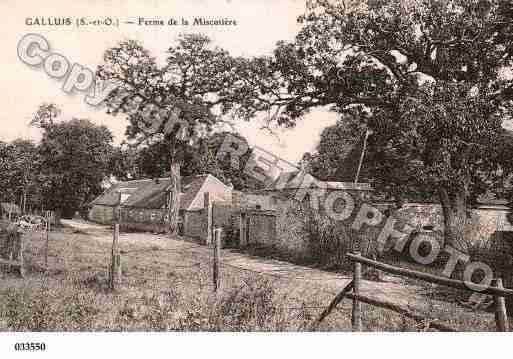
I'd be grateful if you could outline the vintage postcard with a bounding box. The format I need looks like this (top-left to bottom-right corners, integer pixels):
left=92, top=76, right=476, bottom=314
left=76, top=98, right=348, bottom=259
left=0, top=0, right=512, bottom=357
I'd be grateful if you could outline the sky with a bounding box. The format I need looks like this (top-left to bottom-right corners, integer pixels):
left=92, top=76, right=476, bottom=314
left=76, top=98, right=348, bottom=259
left=0, top=0, right=338, bottom=164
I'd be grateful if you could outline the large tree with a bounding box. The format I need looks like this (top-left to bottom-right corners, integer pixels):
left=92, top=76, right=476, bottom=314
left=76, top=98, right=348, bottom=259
left=97, top=34, right=246, bottom=235
left=246, top=0, right=513, bottom=251
left=38, top=118, right=114, bottom=218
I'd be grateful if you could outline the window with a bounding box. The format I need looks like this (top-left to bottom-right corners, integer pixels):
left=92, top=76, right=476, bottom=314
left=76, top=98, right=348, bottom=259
left=120, top=193, right=131, bottom=204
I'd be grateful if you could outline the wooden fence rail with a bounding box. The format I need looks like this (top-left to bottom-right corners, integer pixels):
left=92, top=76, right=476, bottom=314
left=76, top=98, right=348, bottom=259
left=313, top=252, right=511, bottom=332
left=346, top=253, right=513, bottom=298
left=346, top=292, right=456, bottom=332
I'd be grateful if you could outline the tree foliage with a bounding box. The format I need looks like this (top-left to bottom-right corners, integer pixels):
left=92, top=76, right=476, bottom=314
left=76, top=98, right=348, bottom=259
left=248, top=0, right=513, bottom=250
left=38, top=118, right=114, bottom=218
left=109, top=131, right=264, bottom=191
left=305, top=116, right=370, bottom=182
left=0, top=139, right=39, bottom=211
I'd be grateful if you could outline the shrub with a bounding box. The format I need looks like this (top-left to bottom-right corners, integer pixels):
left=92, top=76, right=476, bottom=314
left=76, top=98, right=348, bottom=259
left=303, top=211, right=356, bottom=270
left=212, top=277, right=277, bottom=330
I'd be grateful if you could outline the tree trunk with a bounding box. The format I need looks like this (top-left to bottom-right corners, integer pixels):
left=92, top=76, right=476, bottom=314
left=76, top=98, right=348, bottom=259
left=438, top=187, right=468, bottom=253
left=167, top=161, right=181, bottom=237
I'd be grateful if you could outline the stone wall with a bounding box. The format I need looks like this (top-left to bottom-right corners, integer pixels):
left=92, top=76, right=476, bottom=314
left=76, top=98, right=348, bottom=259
left=235, top=191, right=513, bottom=260
left=384, top=203, right=513, bottom=245
left=243, top=211, right=277, bottom=247
left=183, top=209, right=207, bottom=239
left=213, top=203, right=234, bottom=230
left=237, top=194, right=310, bottom=257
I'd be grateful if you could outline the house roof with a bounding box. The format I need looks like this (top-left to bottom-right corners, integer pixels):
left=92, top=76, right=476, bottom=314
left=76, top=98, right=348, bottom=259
left=90, top=174, right=218, bottom=210
left=265, top=171, right=372, bottom=191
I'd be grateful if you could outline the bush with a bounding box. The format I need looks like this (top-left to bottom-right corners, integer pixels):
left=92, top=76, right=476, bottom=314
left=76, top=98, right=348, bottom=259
left=303, top=211, right=356, bottom=270
left=0, top=280, right=101, bottom=331
left=213, top=277, right=277, bottom=330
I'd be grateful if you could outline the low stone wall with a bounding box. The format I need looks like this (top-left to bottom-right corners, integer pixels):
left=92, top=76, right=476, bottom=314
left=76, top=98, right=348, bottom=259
left=384, top=203, right=513, bottom=246
left=243, top=210, right=277, bottom=247
left=183, top=209, right=207, bottom=240
left=182, top=204, right=234, bottom=242
left=236, top=193, right=513, bottom=262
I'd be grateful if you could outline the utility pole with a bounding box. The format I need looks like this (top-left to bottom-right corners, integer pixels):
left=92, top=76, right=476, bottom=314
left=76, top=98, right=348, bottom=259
left=354, top=129, right=372, bottom=184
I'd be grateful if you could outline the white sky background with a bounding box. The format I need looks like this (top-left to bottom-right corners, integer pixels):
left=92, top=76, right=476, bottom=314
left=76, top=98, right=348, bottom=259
left=0, top=0, right=338, bottom=164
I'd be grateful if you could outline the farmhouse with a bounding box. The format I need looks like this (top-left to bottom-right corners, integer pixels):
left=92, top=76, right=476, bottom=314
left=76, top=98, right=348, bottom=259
left=88, top=174, right=233, bottom=234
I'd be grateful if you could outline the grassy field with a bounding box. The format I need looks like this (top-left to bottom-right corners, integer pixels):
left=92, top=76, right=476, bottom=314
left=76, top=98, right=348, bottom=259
left=0, top=225, right=501, bottom=331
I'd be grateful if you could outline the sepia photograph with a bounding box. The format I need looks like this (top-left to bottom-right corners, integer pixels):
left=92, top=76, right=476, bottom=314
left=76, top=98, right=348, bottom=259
left=0, top=0, right=512, bottom=357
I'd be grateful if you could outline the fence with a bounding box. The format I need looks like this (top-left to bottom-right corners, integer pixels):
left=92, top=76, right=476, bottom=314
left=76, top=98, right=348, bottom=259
left=0, top=213, right=53, bottom=277
left=105, top=195, right=225, bottom=293
left=312, top=252, right=513, bottom=332
left=5, top=209, right=512, bottom=331
left=0, top=227, right=25, bottom=277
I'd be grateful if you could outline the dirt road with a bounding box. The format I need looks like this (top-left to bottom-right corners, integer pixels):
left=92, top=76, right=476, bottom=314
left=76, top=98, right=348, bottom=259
left=59, top=218, right=489, bottom=322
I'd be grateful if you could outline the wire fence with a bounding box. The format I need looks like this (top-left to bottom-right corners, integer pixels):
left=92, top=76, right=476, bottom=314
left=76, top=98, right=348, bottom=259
left=1, top=221, right=362, bottom=325
left=18, top=226, right=353, bottom=286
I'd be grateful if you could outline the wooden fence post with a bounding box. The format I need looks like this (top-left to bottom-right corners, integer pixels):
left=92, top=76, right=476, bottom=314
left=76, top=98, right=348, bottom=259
left=109, top=196, right=122, bottom=291
left=205, top=192, right=212, bottom=245
left=109, top=222, right=121, bottom=290
left=17, top=234, right=24, bottom=278
left=352, top=251, right=363, bottom=331
left=44, top=218, right=50, bottom=270
left=212, top=227, right=222, bottom=292
left=493, top=278, right=509, bottom=331
left=239, top=212, right=247, bottom=247
left=7, top=237, right=14, bottom=273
